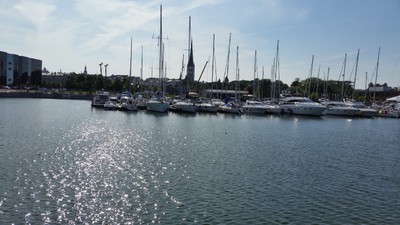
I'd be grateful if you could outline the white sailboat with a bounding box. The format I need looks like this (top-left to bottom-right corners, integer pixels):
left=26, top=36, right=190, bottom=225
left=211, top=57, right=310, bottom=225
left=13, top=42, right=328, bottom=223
left=170, top=17, right=197, bottom=113
left=147, top=5, right=170, bottom=113
left=218, top=33, right=242, bottom=115
left=343, top=48, right=379, bottom=117
left=196, top=34, right=218, bottom=113
left=118, top=37, right=138, bottom=111
left=243, top=50, right=269, bottom=114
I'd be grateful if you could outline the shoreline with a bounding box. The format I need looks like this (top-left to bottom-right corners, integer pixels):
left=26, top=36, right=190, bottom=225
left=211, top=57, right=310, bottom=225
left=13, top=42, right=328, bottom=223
left=0, top=91, right=92, bottom=100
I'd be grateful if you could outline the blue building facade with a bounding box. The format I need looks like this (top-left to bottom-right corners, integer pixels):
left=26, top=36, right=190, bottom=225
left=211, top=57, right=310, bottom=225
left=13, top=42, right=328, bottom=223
left=0, top=50, right=42, bottom=86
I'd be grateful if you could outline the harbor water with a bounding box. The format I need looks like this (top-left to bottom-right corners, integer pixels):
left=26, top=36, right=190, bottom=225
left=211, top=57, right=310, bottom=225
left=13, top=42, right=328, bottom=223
left=0, top=98, right=399, bottom=224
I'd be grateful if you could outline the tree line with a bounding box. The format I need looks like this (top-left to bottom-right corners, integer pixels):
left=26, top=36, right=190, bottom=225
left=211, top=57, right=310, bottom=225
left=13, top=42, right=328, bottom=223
left=41, top=73, right=397, bottom=103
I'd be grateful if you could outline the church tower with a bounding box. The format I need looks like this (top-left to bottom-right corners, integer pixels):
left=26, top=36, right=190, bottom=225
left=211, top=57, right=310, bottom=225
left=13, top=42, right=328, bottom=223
left=185, top=41, right=195, bottom=92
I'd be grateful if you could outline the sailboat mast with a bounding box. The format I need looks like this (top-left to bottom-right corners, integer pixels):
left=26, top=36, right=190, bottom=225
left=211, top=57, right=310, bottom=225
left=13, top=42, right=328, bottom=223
left=235, top=45, right=239, bottom=103
left=140, top=45, right=143, bottom=92
left=325, top=67, right=330, bottom=99
left=261, top=66, right=264, bottom=99
left=305, top=55, right=314, bottom=98
left=364, top=72, right=368, bottom=104
left=271, top=58, right=275, bottom=98
left=373, top=47, right=381, bottom=103
left=179, top=53, right=184, bottom=95
left=275, top=40, right=280, bottom=97
left=352, top=49, right=360, bottom=100
left=315, top=65, right=320, bottom=100
left=340, top=53, right=347, bottom=100
left=224, top=33, right=231, bottom=96
left=159, top=5, right=163, bottom=95
left=253, top=50, right=257, bottom=99
left=211, top=34, right=215, bottom=99
left=187, top=16, right=191, bottom=93
left=129, top=37, right=133, bottom=93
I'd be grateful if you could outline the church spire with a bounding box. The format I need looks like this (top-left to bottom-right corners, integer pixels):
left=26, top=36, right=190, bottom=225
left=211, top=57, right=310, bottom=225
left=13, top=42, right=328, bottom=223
left=188, top=41, right=194, bottom=67
left=186, top=40, right=195, bottom=92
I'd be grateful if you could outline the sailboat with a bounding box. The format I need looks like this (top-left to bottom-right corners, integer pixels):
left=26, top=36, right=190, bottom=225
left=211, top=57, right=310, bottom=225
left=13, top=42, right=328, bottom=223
left=136, top=45, right=148, bottom=110
left=196, top=34, right=218, bottom=113
left=146, top=5, right=170, bottom=113
left=343, top=48, right=378, bottom=117
left=118, top=37, right=138, bottom=111
left=218, top=33, right=243, bottom=115
left=243, top=50, right=270, bottom=114
left=170, top=16, right=197, bottom=113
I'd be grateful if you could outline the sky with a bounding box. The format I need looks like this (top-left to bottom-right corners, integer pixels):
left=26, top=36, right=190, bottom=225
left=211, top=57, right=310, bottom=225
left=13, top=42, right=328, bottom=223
left=1, top=0, right=400, bottom=89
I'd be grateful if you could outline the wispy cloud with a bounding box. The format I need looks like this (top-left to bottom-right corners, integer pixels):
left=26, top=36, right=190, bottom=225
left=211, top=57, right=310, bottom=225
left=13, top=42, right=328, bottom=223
left=13, top=0, right=57, bottom=30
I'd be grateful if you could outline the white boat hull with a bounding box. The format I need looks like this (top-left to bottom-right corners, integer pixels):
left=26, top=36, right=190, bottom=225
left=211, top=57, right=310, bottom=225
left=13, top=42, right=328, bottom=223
left=196, top=103, right=218, bottom=113
left=323, top=107, right=359, bottom=116
left=243, top=106, right=268, bottom=114
left=265, top=105, right=282, bottom=114
left=280, top=105, right=326, bottom=116
left=147, top=100, right=169, bottom=113
left=357, top=108, right=377, bottom=117
left=278, top=97, right=326, bottom=116
left=218, top=105, right=243, bottom=114
left=171, top=102, right=196, bottom=113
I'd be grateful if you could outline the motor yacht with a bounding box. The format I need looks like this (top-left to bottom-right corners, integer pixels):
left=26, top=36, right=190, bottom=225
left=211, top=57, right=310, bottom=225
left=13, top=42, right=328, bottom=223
left=278, top=97, right=326, bottom=116
left=91, top=91, right=110, bottom=108
left=321, top=101, right=359, bottom=116
left=343, top=99, right=377, bottom=117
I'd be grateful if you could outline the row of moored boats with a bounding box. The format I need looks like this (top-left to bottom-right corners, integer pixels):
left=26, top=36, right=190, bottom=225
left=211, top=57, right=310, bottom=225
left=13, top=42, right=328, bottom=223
left=91, top=91, right=400, bottom=118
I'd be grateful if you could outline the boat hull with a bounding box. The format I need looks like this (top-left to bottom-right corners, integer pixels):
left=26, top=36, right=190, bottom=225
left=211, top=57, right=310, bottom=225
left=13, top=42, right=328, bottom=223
left=147, top=100, right=169, bottom=113
left=170, top=102, right=196, bottom=113
left=243, top=106, right=268, bottom=114
left=323, top=107, right=359, bottom=116
left=280, top=105, right=326, bottom=116
left=196, top=103, right=218, bottom=113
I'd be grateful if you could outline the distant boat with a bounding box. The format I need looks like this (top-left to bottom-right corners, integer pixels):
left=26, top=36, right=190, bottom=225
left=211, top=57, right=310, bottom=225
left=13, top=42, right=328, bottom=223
left=136, top=94, right=148, bottom=110
left=170, top=16, right=197, bottom=114
left=146, top=5, right=169, bottom=113
left=343, top=99, right=377, bottom=117
left=170, top=99, right=196, bottom=113
left=218, top=101, right=243, bottom=114
left=243, top=100, right=269, bottom=114
left=91, top=91, right=110, bottom=108
left=376, top=103, right=400, bottom=118
left=196, top=34, right=218, bottom=113
left=118, top=91, right=137, bottom=111
left=117, top=38, right=138, bottom=111
left=321, top=100, right=359, bottom=117
left=104, top=97, right=118, bottom=110
left=196, top=100, right=218, bottom=113
left=218, top=34, right=242, bottom=115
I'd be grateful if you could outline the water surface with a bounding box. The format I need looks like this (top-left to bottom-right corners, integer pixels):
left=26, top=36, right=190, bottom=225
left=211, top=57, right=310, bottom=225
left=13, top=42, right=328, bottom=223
left=0, top=98, right=399, bottom=224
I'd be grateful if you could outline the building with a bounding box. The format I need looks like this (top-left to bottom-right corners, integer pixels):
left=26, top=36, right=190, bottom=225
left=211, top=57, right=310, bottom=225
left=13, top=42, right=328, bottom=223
left=0, top=50, right=42, bottom=86
left=368, top=86, right=392, bottom=93
left=0, top=51, right=7, bottom=85
left=41, top=68, right=67, bottom=88
left=184, top=41, right=195, bottom=93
